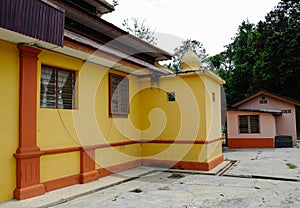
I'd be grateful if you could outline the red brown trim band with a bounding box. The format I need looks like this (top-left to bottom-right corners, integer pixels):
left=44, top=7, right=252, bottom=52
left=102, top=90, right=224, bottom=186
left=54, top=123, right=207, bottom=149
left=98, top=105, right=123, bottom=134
left=41, top=138, right=223, bottom=156
left=43, top=160, right=141, bottom=192
left=141, top=137, right=223, bottom=145
left=228, top=138, right=274, bottom=148
left=142, top=154, right=224, bottom=171
left=42, top=147, right=81, bottom=155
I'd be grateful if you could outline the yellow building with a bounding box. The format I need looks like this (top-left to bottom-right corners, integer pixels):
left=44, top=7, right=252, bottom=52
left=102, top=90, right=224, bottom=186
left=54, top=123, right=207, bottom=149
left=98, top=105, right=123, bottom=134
left=0, top=0, right=225, bottom=202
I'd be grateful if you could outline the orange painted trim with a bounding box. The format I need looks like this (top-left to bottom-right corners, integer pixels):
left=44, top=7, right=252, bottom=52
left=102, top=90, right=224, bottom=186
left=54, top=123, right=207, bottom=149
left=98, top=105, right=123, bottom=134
left=206, top=154, right=224, bottom=170
left=40, top=138, right=222, bottom=156
left=80, top=148, right=97, bottom=184
left=17, top=45, right=41, bottom=153
left=80, top=171, right=99, bottom=184
left=41, top=141, right=139, bottom=155
left=97, top=160, right=142, bottom=178
left=141, top=137, right=222, bottom=145
left=14, top=45, right=45, bottom=200
left=43, top=174, right=80, bottom=192
left=14, top=151, right=43, bottom=159
left=84, top=141, right=139, bottom=150
left=39, top=154, right=224, bottom=197
left=228, top=138, right=274, bottom=148
left=142, top=154, right=224, bottom=171
left=42, top=147, right=81, bottom=155
left=43, top=160, right=141, bottom=192
left=13, top=184, right=46, bottom=200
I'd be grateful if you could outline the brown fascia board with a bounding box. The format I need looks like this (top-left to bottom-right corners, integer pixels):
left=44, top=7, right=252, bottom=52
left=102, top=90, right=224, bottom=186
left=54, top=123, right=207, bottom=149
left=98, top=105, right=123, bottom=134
left=231, top=90, right=300, bottom=107
left=85, top=0, right=115, bottom=15
left=57, top=0, right=172, bottom=62
left=64, top=30, right=170, bottom=75
left=65, top=18, right=164, bottom=64
left=227, top=108, right=283, bottom=116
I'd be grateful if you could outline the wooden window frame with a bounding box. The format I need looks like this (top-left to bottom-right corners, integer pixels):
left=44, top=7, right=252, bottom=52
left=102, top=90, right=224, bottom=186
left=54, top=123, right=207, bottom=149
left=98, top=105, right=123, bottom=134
left=238, top=115, right=260, bottom=134
left=40, top=65, right=76, bottom=109
left=109, top=73, right=129, bottom=118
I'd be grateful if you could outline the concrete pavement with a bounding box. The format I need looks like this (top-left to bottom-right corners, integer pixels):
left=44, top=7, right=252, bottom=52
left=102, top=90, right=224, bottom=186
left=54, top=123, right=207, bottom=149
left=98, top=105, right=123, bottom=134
left=1, top=146, right=299, bottom=208
left=223, top=147, right=300, bottom=180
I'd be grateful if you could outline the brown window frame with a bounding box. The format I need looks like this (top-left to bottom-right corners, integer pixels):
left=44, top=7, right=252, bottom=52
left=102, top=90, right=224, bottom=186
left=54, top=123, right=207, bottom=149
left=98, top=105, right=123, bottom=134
left=40, top=65, right=75, bottom=109
left=109, top=73, right=129, bottom=118
left=238, top=115, right=260, bottom=134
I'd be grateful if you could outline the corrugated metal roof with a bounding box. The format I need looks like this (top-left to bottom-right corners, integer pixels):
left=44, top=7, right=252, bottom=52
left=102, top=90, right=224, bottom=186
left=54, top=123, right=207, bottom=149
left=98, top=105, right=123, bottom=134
left=64, top=30, right=171, bottom=75
left=0, top=0, right=65, bottom=46
left=228, top=108, right=283, bottom=116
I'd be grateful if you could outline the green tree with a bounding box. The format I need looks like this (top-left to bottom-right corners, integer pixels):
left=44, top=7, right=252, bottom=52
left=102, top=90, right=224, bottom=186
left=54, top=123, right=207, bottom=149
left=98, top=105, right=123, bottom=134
left=122, top=18, right=157, bottom=45
left=215, top=20, right=258, bottom=104
left=253, top=0, right=300, bottom=101
left=166, top=39, right=208, bottom=72
left=214, top=0, right=300, bottom=106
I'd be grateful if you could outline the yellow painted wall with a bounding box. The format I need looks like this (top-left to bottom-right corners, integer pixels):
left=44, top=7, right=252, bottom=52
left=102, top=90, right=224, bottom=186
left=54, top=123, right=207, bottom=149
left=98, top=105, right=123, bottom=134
left=206, top=141, right=222, bottom=161
left=40, top=152, right=80, bottom=182
left=142, top=143, right=207, bottom=162
left=0, top=40, right=19, bottom=201
left=95, top=144, right=141, bottom=168
left=95, top=71, right=142, bottom=144
left=138, top=73, right=223, bottom=162
left=0, top=38, right=223, bottom=202
left=201, top=73, right=222, bottom=141
left=38, top=51, right=144, bottom=181
left=37, top=50, right=84, bottom=149
left=138, top=75, right=206, bottom=141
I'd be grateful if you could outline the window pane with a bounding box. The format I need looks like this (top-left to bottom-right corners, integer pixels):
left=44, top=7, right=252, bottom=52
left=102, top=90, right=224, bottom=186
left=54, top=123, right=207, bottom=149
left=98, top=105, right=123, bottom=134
left=250, top=115, right=260, bottom=133
left=62, top=72, right=75, bottom=109
left=40, top=68, right=56, bottom=108
left=109, top=74, right=129, bottom=116
left=239, top=116, right=249, bottom=133
left=40, top=66, right=75, bottom=109
left=119, top=78, right=129, bottom=114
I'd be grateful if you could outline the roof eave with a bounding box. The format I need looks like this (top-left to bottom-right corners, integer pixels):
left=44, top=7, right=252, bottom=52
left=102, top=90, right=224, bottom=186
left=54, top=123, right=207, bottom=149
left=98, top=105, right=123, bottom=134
left=232, top=90, right=300, bottom=107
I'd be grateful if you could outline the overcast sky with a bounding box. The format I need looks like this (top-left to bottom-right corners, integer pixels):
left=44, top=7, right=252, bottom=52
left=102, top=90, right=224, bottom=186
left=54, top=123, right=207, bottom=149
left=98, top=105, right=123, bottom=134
left=103, top=0, right=280, bottom=55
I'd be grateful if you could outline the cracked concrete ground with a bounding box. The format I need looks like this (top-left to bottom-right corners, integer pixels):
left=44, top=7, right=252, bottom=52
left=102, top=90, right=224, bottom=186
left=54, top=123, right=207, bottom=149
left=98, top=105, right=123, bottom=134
left=223, top=147, right=300, bottom=180
left=46, top=171, right=300, bottom=208
left=1, top=146, right=300, bottom=208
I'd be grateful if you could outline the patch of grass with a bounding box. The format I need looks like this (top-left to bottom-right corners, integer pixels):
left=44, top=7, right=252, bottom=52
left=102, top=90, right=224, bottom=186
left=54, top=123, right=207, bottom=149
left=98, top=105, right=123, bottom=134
left=286, top=163, right=297, bottom=169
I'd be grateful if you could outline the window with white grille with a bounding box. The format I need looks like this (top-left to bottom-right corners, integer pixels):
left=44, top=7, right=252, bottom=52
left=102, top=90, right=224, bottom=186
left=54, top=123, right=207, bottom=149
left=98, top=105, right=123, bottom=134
left=40, top=65, right=75, bottom=109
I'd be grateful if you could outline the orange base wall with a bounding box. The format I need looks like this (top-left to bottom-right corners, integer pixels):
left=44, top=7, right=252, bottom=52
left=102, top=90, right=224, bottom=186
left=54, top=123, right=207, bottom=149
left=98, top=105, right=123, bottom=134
left=42, top=155, right=223, bottom=193
left=228, top=138, right=274, bottom=148
left=142, top=154, right=224, bottom=171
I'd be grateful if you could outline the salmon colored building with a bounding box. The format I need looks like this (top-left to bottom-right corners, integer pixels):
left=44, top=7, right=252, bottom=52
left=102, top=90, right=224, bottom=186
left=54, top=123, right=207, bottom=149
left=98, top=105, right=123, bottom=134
left=227, top=90, right=300, bottom=149
left=0, top=0, right=225, bottom=202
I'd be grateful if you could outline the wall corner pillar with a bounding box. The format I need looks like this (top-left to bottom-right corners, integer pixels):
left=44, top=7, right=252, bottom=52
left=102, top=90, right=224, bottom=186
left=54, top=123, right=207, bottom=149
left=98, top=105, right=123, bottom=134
left=14, top=45, right=45, bottom=200
left=80, top=148, right=99, bottom=183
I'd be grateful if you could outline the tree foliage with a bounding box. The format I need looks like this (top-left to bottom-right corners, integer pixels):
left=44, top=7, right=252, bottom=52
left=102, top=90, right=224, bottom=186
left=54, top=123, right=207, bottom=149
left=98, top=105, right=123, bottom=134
left=166, top=39, right=208, bottom=72
left=122, top=18, right=157, bottom=45
left=213, top=0, right=300, bottom=106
